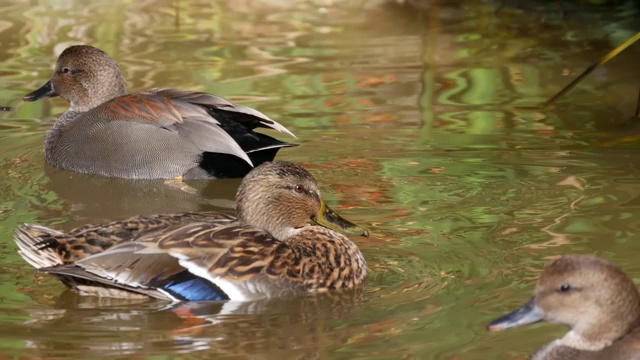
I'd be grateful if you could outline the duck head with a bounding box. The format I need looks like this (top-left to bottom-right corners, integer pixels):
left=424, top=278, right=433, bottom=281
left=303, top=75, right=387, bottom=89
left=235, top=161, right=369, bottom=241
left=488, top=255, right=640, bottom=351
left=24, top=45, right=127, bottom=112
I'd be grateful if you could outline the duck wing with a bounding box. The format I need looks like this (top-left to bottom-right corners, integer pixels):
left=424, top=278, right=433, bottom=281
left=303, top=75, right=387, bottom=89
left=97, top=92, right=253, bottom=167
left=141, top=88, right=297, bottom=156
left=146, top=88, right=295, bottom=137
left=40, top=221, right=304, bottom=301
left=15, top=212, right=234, bottom=266
left=39, top=242, right=189, bottom=300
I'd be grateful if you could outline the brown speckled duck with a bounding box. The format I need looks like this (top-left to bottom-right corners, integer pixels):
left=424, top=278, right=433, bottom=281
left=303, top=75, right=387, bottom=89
left=15, top=161, right=369, bottom=301
left=23, top=45, right=296, bottom=179
left=488, top=255, right=640, bottom=360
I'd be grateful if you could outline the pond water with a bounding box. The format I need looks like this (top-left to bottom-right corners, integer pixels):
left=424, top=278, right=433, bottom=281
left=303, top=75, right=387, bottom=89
left=0, top=0, right=640, bottom=358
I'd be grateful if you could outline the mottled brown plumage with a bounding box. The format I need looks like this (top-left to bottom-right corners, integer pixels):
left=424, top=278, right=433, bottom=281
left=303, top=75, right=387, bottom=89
left=15, top=162, right=369, bottom=301
left=23, top=45, right=296, bottom=179
left=28, top=211, right=230, bottom=264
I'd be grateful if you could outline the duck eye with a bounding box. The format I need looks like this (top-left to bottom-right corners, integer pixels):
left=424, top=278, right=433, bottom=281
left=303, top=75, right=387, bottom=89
left=62, top=67, right=71, bottom=74
left=558, top=283, right=571, bottom=293
left=293, top=184, right=304, bottom=193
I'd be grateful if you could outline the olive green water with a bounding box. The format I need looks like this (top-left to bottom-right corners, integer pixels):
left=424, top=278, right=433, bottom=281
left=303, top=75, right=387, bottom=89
left=1, top=0, right=640, bottom=358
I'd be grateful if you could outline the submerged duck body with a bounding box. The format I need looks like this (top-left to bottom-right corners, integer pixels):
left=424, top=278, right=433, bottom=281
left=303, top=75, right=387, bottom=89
left=24, top=45, right=296, bottom=179
left=15, top=162, right=369, bottom=301
left=488, top=255, right=640, bottom=360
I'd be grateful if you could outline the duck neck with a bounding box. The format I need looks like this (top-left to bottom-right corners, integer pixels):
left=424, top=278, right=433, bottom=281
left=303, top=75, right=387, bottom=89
left=68, top=85, right=126, bottom=112
left=572, top=296, right=640, bottom=350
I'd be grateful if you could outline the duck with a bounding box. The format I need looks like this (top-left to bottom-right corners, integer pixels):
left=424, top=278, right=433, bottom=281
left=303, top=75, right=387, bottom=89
left=15, top=161, right=369, bottom=301
left=487, top=255, right=640, bottom=360
left=23, top=45, right=296, bottom=179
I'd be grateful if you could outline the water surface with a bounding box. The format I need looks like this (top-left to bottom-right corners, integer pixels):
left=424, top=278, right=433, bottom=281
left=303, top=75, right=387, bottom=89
left=0, top=0, right=640, bottom=358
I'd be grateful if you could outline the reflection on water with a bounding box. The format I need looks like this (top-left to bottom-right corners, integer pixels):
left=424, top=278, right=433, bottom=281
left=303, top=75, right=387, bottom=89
left=3, top=289, right=365, bottom=359
left=44, top=166, right=240, bottom=228
left=0, top=0, right=640, bottom=359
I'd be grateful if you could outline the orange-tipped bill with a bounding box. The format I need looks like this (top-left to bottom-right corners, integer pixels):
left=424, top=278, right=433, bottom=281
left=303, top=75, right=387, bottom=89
left=487, top=297, right=543, bottom=332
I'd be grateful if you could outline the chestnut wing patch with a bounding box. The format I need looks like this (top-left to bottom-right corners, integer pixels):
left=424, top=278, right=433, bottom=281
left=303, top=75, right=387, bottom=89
left=95, top=93, right=251, bottom=165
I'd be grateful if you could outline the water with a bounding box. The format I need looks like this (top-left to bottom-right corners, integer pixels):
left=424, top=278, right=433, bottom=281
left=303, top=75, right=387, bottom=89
left=0, top=0, right=639, bottom=358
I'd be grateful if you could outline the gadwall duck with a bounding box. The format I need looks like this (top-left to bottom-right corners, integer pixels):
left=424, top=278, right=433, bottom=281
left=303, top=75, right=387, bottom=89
left=23, top=45, right=296, bottom=179
left=15, top=161, right=369, bottom=301
left=488, top=255, right=640, bottom=360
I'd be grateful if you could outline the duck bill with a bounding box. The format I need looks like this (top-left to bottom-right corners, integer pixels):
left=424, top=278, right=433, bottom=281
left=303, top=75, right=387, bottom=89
left=312, top=200, right=369, bottom=237
left=487, top=297, right=543, bottom=332
left=24, top=81, right=58, bottom=102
